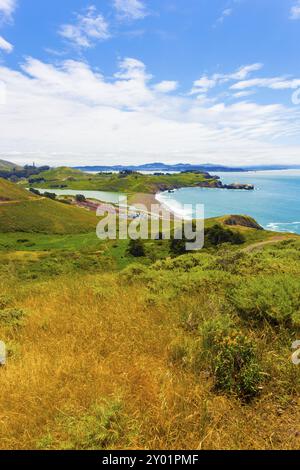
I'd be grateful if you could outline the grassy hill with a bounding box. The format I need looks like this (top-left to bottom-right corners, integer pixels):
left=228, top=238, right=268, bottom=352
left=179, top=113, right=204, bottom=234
left=1, top=175, right=300, bottom=450
left=0, top=178, right=33, bottom=201
left=0, top=228, right=299, bottom=449
left=26, top=166, right=220, bottom=193
left=0, top=178, right=97, bottom=234
left=0, top=159, right=22, bottom=172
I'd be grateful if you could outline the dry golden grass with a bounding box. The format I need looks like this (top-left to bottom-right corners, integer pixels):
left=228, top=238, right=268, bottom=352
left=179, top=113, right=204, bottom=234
left=0, top=272, right=300, bottom=450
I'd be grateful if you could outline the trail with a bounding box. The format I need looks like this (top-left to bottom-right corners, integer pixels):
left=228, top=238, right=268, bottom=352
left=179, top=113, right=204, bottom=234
left=0, top=197, right=45, bottom=205
left=242, top=234, right=297, bottom=253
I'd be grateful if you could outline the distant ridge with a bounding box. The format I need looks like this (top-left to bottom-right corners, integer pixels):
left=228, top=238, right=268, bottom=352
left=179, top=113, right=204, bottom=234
left=74, top=162, right=300, bottom=173
left=74, top=162, right=246, bottom=172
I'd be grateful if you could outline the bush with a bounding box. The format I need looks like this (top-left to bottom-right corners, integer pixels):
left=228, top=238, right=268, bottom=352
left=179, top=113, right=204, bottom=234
left=205, top=224, right=245, bottom=247
left=75, top=194, right=86, bottom=203
left=200, top=319, right=263, bottom=401
left=38, top=401, right=130, bottom=450
left=127, top=238, right=145, bottom=257
left=228, top=275, right=300, bottom=328
left=213, top=333, right=262, bottom=401
left=0, top=308, right=26, bottom=327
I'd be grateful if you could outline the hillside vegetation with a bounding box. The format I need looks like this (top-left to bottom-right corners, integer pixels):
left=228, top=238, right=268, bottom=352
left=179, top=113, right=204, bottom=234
left=0, top=159, right=22, bottom=172
left=0, top=178, right=33, bottom=201
left=0, top=198, right=299, bottom=449
left=0, top=178, right=97, bottom=234
left=26, top=167, right=220, bottom=193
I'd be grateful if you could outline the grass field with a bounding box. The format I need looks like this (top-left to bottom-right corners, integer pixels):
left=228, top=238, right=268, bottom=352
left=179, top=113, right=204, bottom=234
left=0, top=178, right=98, bottom=234
left=1, top=177, right=300, bottom=450
left=0, top=235, right=300, bottom=449
left=25, top=167, right=220, bottom=194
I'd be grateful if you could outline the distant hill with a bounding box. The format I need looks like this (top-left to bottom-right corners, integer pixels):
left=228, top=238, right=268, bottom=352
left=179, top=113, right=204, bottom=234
left=0, top=178, right=97, bottom=234
left=0, top=159, right=22, bottom=172
left=74, top=162, right=246, bottom=173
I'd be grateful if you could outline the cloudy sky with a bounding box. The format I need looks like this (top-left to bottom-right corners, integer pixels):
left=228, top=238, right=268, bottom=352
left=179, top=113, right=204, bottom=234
left=0, top=0, right=300, bottom=166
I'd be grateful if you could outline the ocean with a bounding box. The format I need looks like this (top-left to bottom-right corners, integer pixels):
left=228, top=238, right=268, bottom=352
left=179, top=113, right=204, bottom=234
left=156, top=170, right=300, bottom=234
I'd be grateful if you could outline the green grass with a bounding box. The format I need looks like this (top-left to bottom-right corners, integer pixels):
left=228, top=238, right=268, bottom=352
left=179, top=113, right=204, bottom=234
left=0, top=198, right=98, bottom=234
left=25, top=167, right=220, bottom=194
left=0, top=177, right=33, bottom=201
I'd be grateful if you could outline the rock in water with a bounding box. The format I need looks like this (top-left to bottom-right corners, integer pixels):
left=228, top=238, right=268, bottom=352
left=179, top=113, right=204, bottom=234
left=0, top=341, right=6, bottom=366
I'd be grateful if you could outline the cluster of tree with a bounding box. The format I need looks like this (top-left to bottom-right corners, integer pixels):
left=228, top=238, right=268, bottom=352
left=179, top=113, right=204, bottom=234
left=169, top=224, right=245, bottom=256
left=118, top=170, right=141, bottom=178
left=205, top=224, right=245, bottom=246
left=0, top=165, right=50, bottom=181
left=127, top=224, right=245, bottom=259
left=29, top=188, right=56, bottom=200
left=29, top=188, right=72, bottom=205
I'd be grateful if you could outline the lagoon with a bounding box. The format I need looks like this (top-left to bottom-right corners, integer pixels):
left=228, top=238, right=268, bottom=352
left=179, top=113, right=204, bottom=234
left=32, top=188, right=126, bottom=204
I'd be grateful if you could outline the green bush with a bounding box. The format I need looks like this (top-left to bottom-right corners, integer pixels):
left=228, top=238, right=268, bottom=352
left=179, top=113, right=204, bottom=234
left=205, top=224, right=245, bottom=247
left=0, top=308, right=26, bottom=327
left=60, top=401, right=125, bottom=450
left=127, top=238, right=145, bottom=257
left=213, top=333, right=262, bottom=401
left=200, top=318, right=262, bottom=401
left=228, top=275, right=300, bottom=327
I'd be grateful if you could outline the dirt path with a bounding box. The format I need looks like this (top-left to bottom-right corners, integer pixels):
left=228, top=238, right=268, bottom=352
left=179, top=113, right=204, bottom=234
left=242, top=234, right=297, bottom=253
left=0, top=197, right=45, bottom=205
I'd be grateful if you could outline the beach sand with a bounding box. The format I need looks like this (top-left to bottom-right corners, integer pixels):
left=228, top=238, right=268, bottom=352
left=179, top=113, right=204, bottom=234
left=128, top=192, right=161, bottom=212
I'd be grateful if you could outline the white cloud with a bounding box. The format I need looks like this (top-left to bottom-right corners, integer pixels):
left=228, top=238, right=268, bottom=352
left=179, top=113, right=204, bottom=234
left=59, top=6, right=110, bottom=48
left=0, top=57, right=299, bottom=167
left=190, top=64, right=263, bottom=96
left=290, top=0, right=300, bottom=19
left=114, top=0, right=148, bottom=20
left=153, top=81, right=178, bottom=93
left=233, top=90, right=255, bottom=98
left=231, top=77, right=300, bottom=90
left=0, top=34, right=12, bottom=52
left=190, top=76, right=218, bottom=95
left=216, top=8, right=233, bottom=25
left=0, top=0, right=16, bottom=19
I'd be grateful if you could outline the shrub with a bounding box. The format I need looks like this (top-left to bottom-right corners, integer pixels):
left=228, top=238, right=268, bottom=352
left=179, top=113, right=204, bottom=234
left=75, top=194, right=86, bottom=203
left=127, top=238, right=145, bottom=257
left=228, top=275, right=300, bottom=328
left=0, top=308, right=26, bottom=327
left=205, top=224, right=245, bottom=247
left=213, top=333, right=262, bottom=401
left=200, top=318, right=263, bottom=401
left=39, top=401, right=130, bottom=450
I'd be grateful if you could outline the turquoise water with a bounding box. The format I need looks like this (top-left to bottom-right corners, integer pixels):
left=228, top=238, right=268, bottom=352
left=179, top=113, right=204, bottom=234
left=156, top=170, right=300, bottom=234
left=32, top=188, right=126, bottom=204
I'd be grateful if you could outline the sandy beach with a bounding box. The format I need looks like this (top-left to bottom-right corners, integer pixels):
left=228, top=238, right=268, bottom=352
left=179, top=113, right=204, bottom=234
left=128, top=192, right=161, bottom=212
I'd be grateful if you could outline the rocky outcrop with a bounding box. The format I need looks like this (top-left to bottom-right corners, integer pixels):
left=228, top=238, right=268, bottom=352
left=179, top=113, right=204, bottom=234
left=224, top=215, right=264, bottom=230
left=222, top=183, right=254, bottom=190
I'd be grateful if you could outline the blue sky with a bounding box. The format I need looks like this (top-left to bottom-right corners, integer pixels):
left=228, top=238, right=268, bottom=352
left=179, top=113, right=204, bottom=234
left=0, top=0, right=300, bottom=166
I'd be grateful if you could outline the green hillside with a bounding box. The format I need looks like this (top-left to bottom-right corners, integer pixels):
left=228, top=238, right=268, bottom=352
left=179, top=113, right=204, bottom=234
left=0, top=159, right=22, bottom=172
left=0, top=177, right=32, bottom=201
left=0, top=178, right=97, bottom=234
left=26, top=166, right=220, bottom=193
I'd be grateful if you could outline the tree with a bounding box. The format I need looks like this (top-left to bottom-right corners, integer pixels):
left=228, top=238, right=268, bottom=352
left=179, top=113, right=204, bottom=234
left=205, top=224, right=245, bottom=247
left=128, top=238, right=145, bottom=257
left=75, top=194, right=86, bottom=203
